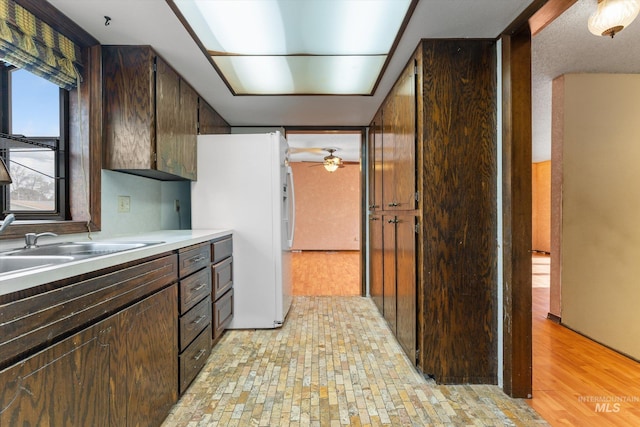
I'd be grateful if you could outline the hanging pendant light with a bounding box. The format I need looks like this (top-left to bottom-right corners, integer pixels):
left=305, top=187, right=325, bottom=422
left=588, top=0, right=640, bottom=38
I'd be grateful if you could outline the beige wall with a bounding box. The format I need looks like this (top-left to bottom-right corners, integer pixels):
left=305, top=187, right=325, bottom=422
left=555, top=74, right=640, bottom=359
left=532, top=161, right=551, bottom=253
left=290, top=162, right=360, bottom=251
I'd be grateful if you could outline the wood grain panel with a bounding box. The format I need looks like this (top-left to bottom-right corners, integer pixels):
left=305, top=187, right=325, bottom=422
left=369, top=110, right=383, bottom=211
left=0, top=316, right=117, bottom=426
left=120, top=285, right=178, bottom=426
left=369, top=214, right=384, bottom=314
left=383, top=215, right=397, bottom=334
left=0, top=254, right=178, bottom=369
left=382, top=100, right=396, bottom=210
left=419, top=39, right=498, bottom=384
left=395, top=214, right=417, bottom=362
left=156, top=56, right=181, bottom=176
left=391, top=60, right=417, bottom=210
left=177, top=79, right=198, bottom=180
left=502, top=31, right=533, bottom=398
left=199, top=99, right=230, bottom=134
left=102, top=46, right=155, bottom=170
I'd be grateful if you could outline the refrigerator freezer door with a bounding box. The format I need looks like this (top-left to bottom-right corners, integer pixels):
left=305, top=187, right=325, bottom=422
left=192, top=132, right=287, bottom=329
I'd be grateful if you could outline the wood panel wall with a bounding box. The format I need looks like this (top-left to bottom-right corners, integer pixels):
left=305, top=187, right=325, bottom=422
left=532, top=161, right=551, bottom=253
left=418, top=39, right=498, bottom=384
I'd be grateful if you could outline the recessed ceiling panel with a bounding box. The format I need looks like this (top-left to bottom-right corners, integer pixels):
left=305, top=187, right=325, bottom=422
left=213, top=55, right=387, bottom=95
left=172, top=0, right=414, bottom=95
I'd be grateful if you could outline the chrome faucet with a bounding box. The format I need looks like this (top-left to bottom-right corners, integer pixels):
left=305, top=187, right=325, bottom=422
left=24, top=232, right=58, bottom=248
left=0, top=213, right=15, bottom=235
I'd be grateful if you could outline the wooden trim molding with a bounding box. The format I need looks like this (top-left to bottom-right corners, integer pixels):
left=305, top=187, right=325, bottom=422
left=529, top=0, right=577, bottom=36
left=0, top=5, right=101, bottom=240
left=501, top=28, right=533, bottom=399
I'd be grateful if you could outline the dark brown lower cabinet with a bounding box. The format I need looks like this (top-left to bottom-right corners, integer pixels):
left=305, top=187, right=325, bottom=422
left=374, top=214, right=417, bottom=363
left=395, top=215, right=417, bottom=362
left=0, top=285, right=177, bottom=427
left=369, top=214, right=384, bottom=314
left=383, top=215, right=398, bottom=334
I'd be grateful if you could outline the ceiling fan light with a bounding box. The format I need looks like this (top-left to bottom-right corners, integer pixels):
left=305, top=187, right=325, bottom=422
left=324, top=162, right=340, bottom=172
left=588, top=0, right=640, bottom=37
left=323, top=154, right=342, bottom=172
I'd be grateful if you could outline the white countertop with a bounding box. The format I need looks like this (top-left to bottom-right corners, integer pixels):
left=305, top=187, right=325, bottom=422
left=0, top=229, right=232, bottom=297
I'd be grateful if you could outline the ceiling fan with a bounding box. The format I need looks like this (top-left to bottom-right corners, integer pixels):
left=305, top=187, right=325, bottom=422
left=289, top=147, right=345, bottom=172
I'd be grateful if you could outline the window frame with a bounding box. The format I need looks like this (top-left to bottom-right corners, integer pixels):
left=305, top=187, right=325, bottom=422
left=0, top=64, right=70, bottom=221
left=0, top=0, right=100, bottom=241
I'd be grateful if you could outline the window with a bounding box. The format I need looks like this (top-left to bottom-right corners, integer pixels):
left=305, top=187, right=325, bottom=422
left=1, top=64, right=68, bottom=220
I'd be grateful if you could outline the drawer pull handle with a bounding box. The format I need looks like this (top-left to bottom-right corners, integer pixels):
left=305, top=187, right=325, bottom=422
left=193, top=315, right=207, bottom=325
left=193, top=283, right=207, bottom=291
left=191, top=255, right=207, bottom=263
left=194, top=349, right=207, bottom=361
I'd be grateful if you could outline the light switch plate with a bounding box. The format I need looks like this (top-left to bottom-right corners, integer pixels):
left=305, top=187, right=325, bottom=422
left=118, top=195, right=130, bottom=213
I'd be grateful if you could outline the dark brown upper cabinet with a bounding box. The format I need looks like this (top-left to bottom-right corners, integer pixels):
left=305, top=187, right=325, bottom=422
left=102, top=45, right=198, bottom=181
left=199, top=98, right=230, bottom=135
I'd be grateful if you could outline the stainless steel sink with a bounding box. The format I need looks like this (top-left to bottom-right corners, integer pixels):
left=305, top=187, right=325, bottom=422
left=0, top=255, right=77, bottom=275
left=0, top=241, right=163, bottom=276
left=5, top=241, right=162, bottom=257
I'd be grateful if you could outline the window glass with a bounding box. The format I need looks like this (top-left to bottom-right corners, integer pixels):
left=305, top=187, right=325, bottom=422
left=8, top=69, right=60, bottom=212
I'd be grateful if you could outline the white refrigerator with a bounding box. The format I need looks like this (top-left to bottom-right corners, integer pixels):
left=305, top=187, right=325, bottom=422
left=191, top=132, right=294, bottom=329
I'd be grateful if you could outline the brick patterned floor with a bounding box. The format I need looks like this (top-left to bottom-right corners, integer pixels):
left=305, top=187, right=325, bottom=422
left=163, top=296, right=547, bottom=426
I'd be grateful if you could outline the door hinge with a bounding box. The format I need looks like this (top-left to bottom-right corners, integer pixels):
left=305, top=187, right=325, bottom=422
left=415, top=223, right=420, bottom=234
left=415, top=348, right=420, bottom=361
left=415, top=191, right=419, bottom=202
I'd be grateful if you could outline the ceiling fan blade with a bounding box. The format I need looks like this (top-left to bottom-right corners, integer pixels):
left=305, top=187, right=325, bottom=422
left=289, top=147, right=327, bottom=154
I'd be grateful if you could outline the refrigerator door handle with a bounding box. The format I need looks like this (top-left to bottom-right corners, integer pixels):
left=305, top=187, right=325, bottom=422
left=287, top=166, right=295, bottom=248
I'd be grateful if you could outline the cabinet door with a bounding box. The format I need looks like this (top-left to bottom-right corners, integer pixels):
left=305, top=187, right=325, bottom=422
left=199, top=99, right=230, bottom=134
left=381, top=60, right=416, bottom=211
left=382, top=215, right=397, bottom=334
left=393, top=61, right=416, bottom=210
left=156, top=56, right=182, bottom=177
left=119, top=285, right=178, bottom=427
left=369, top=214, right=384, bottom=314
left=103, top=46, right=155, bottom=171
left=369, top=111, right=384, bottom=211
left=395, top=215, right=417, bottom=363
left=0, top=316, right=118, bottom=426
left=381, top=99, right=396, bottom=210
left=178, top=80, right=198, bottom=180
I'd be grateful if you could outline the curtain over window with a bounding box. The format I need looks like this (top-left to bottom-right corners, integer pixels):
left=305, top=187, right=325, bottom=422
left=0, top=0, right=82, bottom=90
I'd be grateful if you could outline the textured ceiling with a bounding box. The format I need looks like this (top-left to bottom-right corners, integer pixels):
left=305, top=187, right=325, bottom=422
left=532, top=0, right=640, bottom=162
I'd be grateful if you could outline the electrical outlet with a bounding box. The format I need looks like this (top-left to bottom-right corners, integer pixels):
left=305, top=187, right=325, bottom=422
left=118, top=195, right=130, bottom=213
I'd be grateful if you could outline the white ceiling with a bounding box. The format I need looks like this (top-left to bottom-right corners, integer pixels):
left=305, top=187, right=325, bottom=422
left=48, top=0, right=533, bottom=128
left=49, top=0, right=636, bottom=164
left=532, top=0, right=640, bottom=162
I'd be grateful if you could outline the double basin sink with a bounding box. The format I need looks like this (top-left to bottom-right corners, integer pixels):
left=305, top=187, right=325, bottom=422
left=0, top=241, right=163, bottom=276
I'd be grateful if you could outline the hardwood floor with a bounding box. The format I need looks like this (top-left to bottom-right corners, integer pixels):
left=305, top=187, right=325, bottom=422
left=529, top=255, right=640, bottom=426
left=291, top=250, right=361, bottom=296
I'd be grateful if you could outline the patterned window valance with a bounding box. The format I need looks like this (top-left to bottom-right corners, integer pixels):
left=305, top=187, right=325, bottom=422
left=0, top=0, right=82, bottom=90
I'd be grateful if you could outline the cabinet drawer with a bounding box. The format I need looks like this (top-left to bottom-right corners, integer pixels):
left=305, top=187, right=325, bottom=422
left=179, top=325, right=212, bottom=394
left=211, top=236, right=232, bottom=264
left=212, top=257, right=233, bottom=301
left=179, top=296, right=211, bottom=351
left=179, top=267, right=211, bottom=314
left=179, top=243, right=210, bottom=278
left=213, top=289, right=233, bottom=339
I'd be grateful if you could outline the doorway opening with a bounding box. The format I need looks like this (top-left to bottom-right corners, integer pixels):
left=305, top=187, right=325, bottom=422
left=286, top=130, right=364, bottom=296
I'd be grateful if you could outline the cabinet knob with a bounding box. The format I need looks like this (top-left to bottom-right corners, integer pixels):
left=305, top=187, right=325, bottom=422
left=370, top=217, right=379, bottom=221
